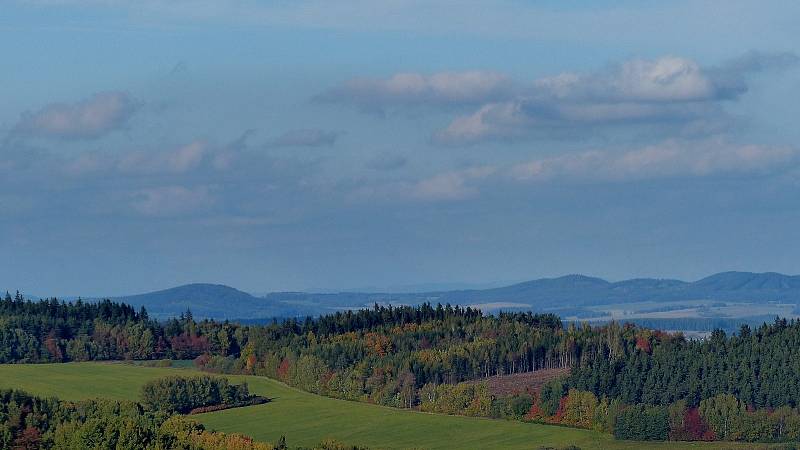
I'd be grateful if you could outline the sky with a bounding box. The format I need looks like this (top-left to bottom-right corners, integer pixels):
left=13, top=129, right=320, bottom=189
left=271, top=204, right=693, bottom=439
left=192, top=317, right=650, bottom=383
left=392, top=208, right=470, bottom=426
left=2, top=1, right=800, bottom=296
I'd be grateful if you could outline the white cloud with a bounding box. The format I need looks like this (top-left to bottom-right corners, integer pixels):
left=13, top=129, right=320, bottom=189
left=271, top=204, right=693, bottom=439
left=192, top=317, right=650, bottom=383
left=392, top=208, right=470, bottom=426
left=63, top=140, right=227, bottom=176
left=350, top=140, right=796, bottom=206
left=315, top=71, right=513, bottom=112
left=510, top=140, right=798, bottom=182
left=433, top=53, right=798, bottom=145
left=115, top=140, right=209, bottom=174
left=47, top=130, right=270, bottom=186
left=345, top=165, right=496, bottom=203
left=315, top=140, right=792, bottom=204
left=129, top=185, right=215, bottom=216
left=532, top=56, right=716, bottom=102
left=434, top=100, right=719, bottom=145
left=165, top=141, right=207, bottom=172
left=12, top=91, right=137, bottom=140
left=312, top=52, right=797, bottom=146
left=432, top=102, right=524, bottom=145
left=411, top=166, right=495, bottom=200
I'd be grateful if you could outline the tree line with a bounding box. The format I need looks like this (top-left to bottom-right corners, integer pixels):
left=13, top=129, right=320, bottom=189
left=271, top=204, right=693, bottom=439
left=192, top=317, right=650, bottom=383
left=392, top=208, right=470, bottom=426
left=523, top=379, right=800, bottom=442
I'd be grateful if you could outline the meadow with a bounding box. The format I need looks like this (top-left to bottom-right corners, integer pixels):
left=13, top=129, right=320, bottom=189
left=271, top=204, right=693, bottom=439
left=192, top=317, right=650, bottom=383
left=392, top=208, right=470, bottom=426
left=0, top=362, right=785, bottom=449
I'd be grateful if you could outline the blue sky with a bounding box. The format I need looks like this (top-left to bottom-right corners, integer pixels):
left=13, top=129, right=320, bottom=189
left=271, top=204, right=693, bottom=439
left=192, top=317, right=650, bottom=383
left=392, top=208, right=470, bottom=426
left=2, top=1, right=800, bottom=296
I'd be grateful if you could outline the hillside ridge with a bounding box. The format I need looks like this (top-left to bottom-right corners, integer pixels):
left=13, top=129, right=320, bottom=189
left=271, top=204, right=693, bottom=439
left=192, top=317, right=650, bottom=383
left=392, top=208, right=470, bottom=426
left=95, top=271, right=800, bottom=320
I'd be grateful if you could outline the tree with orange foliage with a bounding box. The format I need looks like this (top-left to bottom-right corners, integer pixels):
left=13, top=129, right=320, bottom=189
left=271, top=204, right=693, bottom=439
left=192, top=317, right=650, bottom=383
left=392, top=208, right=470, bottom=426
left=364, top=332, right=392, bottom=357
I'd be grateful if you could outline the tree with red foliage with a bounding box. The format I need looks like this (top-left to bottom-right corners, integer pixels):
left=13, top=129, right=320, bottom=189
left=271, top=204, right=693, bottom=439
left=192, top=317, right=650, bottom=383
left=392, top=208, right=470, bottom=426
left=13, top=427, right=40, bottom=450
left=635, top=335, right=651, bottom=354
left=670, top=400, right=715, bottom=441
left=550, top=396, right=569, bottom=424
left=277, top=358, right=291, bottom=382
left=525, top=402, right=546, bottom=421
left=683, top=408, right=715, bottom=441
left=44, top=331, right=63, bottom=362
left=170, top=333, right=209, bottom=359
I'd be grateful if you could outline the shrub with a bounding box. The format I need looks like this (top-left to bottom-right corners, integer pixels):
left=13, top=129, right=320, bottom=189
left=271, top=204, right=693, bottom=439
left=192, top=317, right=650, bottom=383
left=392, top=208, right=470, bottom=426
left=614, top=404, right=670, bottom=441
left=140, top=375, right=253, bottom=414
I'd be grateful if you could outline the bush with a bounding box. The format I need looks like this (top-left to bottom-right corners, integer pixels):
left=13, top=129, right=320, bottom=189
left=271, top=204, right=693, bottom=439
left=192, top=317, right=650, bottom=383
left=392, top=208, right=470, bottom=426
left=188, top=397, right=269, bottom=415
left=138, top=359, right=173, bottom=368
left=418, top=382, right=491, bottom=417
left=489, top=394, right=531, bottom=419
left=539, top=378, right=566, bottom=416
left=140, top=375, right=253, bottom=414
left=509, top=394, right=533, bottom=418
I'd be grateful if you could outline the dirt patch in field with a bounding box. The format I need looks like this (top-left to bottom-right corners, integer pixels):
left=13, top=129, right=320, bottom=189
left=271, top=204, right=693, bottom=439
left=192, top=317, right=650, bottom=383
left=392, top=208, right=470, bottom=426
left=468, top=368, right=570, bottom=397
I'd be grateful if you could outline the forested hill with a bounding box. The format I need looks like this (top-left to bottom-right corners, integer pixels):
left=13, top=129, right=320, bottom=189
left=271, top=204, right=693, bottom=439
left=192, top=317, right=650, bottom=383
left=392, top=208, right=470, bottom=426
left=113, top=284, right=273, bottom=320
left=43, top=271, right=800, bottom=320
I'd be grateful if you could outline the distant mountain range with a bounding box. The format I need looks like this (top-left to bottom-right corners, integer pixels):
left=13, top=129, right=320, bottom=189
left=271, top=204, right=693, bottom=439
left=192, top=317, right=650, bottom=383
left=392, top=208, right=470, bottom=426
left=428, top=271, right=800, bottom=305
left=103, top=271, right=800, bottom=320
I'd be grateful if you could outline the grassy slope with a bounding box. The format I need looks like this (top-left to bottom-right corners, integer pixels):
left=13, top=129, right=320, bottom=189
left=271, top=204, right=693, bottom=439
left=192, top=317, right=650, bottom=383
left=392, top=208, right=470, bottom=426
left=0, top=362, right=779, bottom=450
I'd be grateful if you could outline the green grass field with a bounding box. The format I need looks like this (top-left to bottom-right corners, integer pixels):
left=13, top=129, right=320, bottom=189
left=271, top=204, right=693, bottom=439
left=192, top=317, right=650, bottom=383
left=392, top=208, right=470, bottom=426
left=0, top=362, right=782, bottom=449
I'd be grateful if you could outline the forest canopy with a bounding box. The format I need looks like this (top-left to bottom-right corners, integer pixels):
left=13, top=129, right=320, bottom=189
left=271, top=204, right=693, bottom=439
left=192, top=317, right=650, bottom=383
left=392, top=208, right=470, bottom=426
left=4, top=292, right=800, bottom=443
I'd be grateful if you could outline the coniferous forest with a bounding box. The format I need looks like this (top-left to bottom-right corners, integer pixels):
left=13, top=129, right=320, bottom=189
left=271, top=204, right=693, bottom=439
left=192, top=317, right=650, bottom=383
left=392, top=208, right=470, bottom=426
left=4, top=292, right=800, bottom=443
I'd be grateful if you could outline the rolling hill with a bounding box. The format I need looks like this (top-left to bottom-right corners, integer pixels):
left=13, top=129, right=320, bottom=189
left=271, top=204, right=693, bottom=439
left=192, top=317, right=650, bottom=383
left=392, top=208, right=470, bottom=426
left=99, top=271, right=800, bottom=321
left=427, top=271, right=800, bottom=306
left=114, top=283, right=283, bottom=319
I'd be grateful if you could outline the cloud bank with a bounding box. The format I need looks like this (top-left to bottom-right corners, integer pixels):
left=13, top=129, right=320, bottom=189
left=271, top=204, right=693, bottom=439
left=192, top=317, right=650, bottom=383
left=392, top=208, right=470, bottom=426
left=313, top=52, right=797, bottom=146
left=434, top=53, right=798, bottom=145
left=511, top=140, right=798, bottom=183
left=12, top=91, right=137, bottom=140
left=315, top=71, right=513, bottom=113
